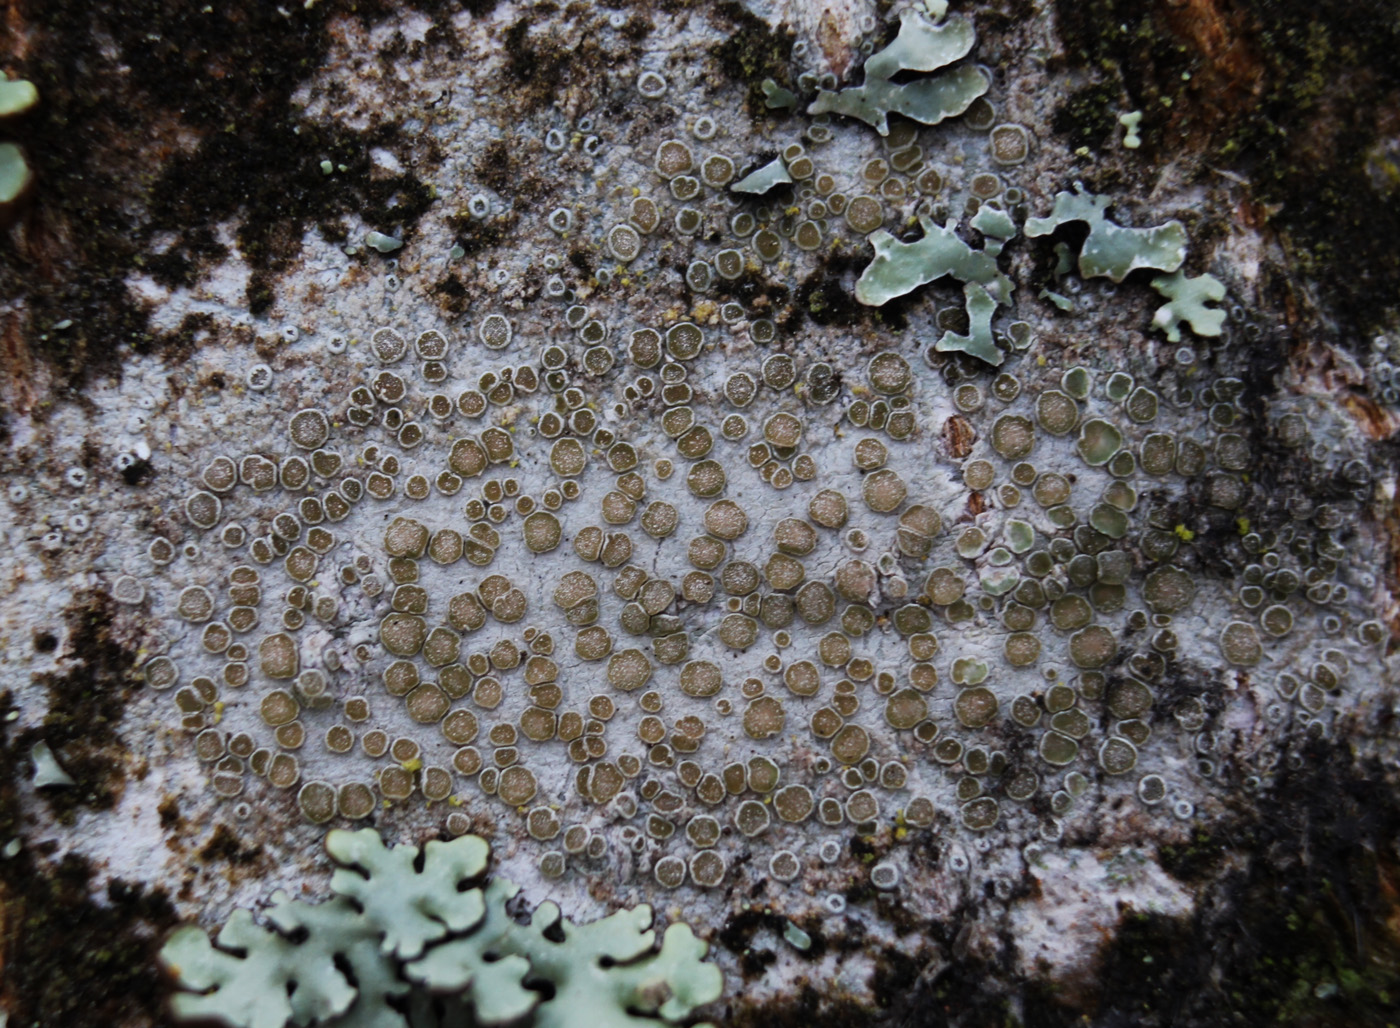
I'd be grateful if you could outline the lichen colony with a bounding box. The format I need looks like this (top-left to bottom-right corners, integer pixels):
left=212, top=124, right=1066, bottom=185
left=3, top=0, right=1399, bottom=1024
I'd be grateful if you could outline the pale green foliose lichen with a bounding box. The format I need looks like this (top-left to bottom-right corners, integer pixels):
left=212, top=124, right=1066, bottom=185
left=759, top=78, right=797, bottom=110
left=0, top=140, right=31, bottom=206
left=855, top=214, right=1013, bottom=364
left=970, top=203, right=1017, bottom=257
left=1039, top=287, right=1075, bottom=312
left=970, top=204, right=1016, bottom=243
left=731, top=156, right=792, bottom=194
left=862, top=11, right=976, bottom=79
left=854, top=215, right=1009, bottom=306
left=1024, top=185, right=1187, bottom=282
left=0, top=73, right=36, bottom=211
left=0, top=73, right=38, bottom=118
left=1150, top=270, right=1227, bottom=342
left=808, top=10, right=988, bottom=135
left=414, top=888, right=720, bottom=1028
left=938, top=281, right=1003, bottom=365
left=364, top=231, right=404, bottom=254
left=400, top=878, right=537, bottom=1023
left=325, top=828, right=491, bottom=959
left=1119, top=110, right=1143, bottom=150
left=30, top=741, right=75, bottom=788
left=781, top=921, right=812, bottom=952
left=160, top=828, right=721, bottom=1028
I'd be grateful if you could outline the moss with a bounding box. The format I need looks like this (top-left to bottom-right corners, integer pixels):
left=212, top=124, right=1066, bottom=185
left=196, top=823, right=266, bottom=867
left=0, top=854, right=177, bottom=1028
left=1052, top=80, right=1123, bottom=154
left=119, top=454, right=153, bottom=486
left=15, top=589, right=137, bottom=824
left=1094, top=911, right=1194, bottom=1020
left=912, top=950, right=1020, bottom=1026
left=709, top=1, right=796, bottom=116
left=706, top=263, right=788, bottom=312
left=0, top=688, right=176, bottom=1028
left=796, top=262, right=863, bottom=328
left=4, top=0, right=477, bottom=388
left=717, top=742, right=1400, bottom=1028
left=472, top=136, right=550, bottom=206
left=716, top=906, right=827, bottom=980
left=157, top=795, right=182, bottom=829
left=790, top=247, right=918, bottom=332
left=432, top=273, right=472, bottom=316
left=157, top=115, right=436, bottom=312
left=870, top=947, right=923, bottom=1009
left=247, top=278, right=277, bottom=318
left=500, top=7, right=637, bottom=116
left=501, top=15, right=556, bottom=112
left=1085, top=740, right=1400, bottom=1026
left=621, top=13, right=654, bottom=43
left=447, top=210, right=516, bottom=257
left=567, top=246, right=594, bottom=278
left=1050, top=0, right=1400, bottom=344
left=725, top=984, right=873, bottom=1028
left=1051, top=2, right=1196, bottom=114
left=972, top=0, right=1040, bottom=35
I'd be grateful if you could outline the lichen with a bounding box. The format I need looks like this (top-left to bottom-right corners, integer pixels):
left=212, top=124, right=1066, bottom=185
left=731, top=156, right=793, bottom=195
left=161, top=828, right=722, bottom=1028
left=1118, top=109, right=1143, bottom=149
left=854, top=214, right=1014, bottom=363
left=855, top=214, right=1010, bottom=306
left=0, top=73, right=37, bottom=215
left=808, top=10, right=988, bottom=136
left=1150, top=269, right=1226, bottom=342
left=1024, top=184, right=1187, bottom=281
left=30, top=740, right=75, bottom=788
left=1, top=1, right=1398, bottom=1024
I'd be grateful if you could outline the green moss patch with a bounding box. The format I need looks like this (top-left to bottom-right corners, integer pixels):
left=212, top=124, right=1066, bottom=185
left=5, top=0, right=489, bottom=386
left=0, top=686, right=176, bottom=1028
left=15, top=589, right=139, bottom=824
left=709, top=1, right=796, bottom=116
left=1051, top=0, right=1400, bottom=343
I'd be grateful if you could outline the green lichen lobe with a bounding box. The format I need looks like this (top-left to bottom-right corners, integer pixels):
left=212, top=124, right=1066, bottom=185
left=853, top=215, right=1014, bottom=365
left=808, top=10, right=989, bottom=135
left=1024, top=185, right=1187, bottom=282
left=161, top=827, right=722, bottom=1028
left=731, top=156, right=793, bottom=194
left=1151, top=269, right=1226, bottom=342
left=0, top=73, right=38, bottom=207
left=855, top=215, right=1008, bottom=306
